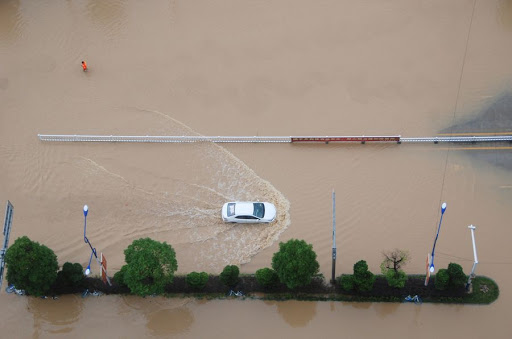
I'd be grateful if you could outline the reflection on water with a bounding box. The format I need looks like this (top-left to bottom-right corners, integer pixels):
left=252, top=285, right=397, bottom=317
left=498, top=0, right=512, bottom=29
left=349, top=302, right=371, bottom=310
left=121, top=296, right=194, bottom=336
left=265, top=300, right=317, bottom=328
left=0, top=0, right=22, bottom=44
left=373, top=302, right=400, bottom=318
left=146, top=308, right=194, bottom=336
left=28, top=295, right=82, bottom=336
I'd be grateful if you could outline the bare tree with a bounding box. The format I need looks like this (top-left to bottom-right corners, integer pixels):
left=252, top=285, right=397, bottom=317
left=380, top=249, right=409, bottom=274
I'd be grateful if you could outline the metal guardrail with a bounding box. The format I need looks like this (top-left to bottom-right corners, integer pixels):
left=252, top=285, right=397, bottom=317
left=37, top=134, right=512, bottom=144
left=400, top=135, right=512, bottom=143
left=38, top=134, right=291, bottom=143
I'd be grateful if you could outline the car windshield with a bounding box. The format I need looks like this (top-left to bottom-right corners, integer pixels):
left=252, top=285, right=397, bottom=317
left=252, top=203, right=265, bottom=218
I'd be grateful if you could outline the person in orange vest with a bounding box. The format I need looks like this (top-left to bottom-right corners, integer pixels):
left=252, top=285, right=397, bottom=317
left=81, top=61, right=88, bottom=72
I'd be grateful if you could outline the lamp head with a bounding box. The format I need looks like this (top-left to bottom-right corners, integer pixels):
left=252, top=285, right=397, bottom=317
left=85, top=251, right=93, bottom=275
left=83, top=205, right=88, bottom=217
left=429, top=265, right=435, bottom=273
left=441, top=202, right=447, bottom=214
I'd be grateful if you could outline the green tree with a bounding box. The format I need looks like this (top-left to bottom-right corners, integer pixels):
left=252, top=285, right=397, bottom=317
left=55, top=262, right=86, bottom=293
left=122, top=238, right=178, bottom=296
left=380, top=249, right=409, bottom=288
left=434, top=268, right=450, bottom=290
left=220, top=265, right=239, bottom=288
left=113, top=265, right=128, bottom=287
left=272, top=239, right=320, bottom=289
left=186, top=272, right=209, bottom=290
left=5, top=236, right=59, bottom=296
left=447, top=263, right=466, bottom=289
left=352, top=260, right=376, bottom=292
left=255, top=268, right=279, bottom=289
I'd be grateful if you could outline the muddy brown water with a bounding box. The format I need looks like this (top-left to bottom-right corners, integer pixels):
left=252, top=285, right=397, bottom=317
left=1, top=0, right=512, bottom=338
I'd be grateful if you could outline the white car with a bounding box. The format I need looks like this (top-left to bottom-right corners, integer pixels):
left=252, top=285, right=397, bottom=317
left=221, top=202, right=277, bottom=223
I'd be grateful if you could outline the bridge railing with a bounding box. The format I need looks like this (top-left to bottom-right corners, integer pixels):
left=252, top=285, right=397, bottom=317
left=38, top=134, right=512, bottom=144
left=37, top=134, right=291, bottom=143
left=400, top=135, right=512, bottom=143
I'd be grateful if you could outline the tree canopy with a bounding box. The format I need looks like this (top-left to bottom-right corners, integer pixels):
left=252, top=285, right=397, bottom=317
left=220, top=265, right=239, bottom=288
left=54, top=262, right=86, bottom=293
left=352, top=260, right=376, bottom=292
left=272, top=239, right=319, bottom=289
left=186, top=272, right=209, bottom=290
left=122, top=237, right=178, bottom=296
left=380, top=249, right=409, bottom=288
left=338, top=260, right=376, bottom=292
left=5, top=236, right=59, bottom=296
left=447, top=263, right=467, bottom=288
left=255, top=267, right=279, bottom=289
left=435, top=268, right=450, bottom=290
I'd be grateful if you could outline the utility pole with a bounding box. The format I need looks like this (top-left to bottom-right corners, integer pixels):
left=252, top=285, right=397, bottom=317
left=466, top=225, right=478, bottom=291
left=0, top=201, right=14, bottom=289
left=331, top=190, right=336, bottom=284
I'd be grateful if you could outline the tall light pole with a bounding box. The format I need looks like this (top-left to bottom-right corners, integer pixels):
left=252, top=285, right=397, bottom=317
left=466, top=225, right=478, bottom=291
left=331, top=190, right=336, bottom=284
left=429, top=202, right=447, bottom=274
left=83, top=205, right=99, bottom=275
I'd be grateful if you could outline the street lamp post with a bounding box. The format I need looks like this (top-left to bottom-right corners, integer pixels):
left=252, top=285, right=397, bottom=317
left=429, top=202, right=447, bottom=274
left=83, top=205, right=99, bottom=276
left=466, top=225, right=478, bottom=291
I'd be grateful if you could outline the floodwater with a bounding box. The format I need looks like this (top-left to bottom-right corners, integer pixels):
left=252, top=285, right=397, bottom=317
left=1, top=0, right=512, bottom=338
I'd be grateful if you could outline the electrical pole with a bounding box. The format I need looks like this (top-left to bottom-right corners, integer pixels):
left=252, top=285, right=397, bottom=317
left=331, top=190, right=336, bottom=284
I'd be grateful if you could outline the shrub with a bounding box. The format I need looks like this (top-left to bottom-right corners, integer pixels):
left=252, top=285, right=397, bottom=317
left=55, top=262, right=86, bottom=292
left=447, top=263, right=466, bottom=289
left=255, top=268, right=279, bottom=289
left=435, top=269, right=450, bottom=290
left=352, top=260, right=376, bottom=292
left=385, top=270, right=407, bottom=288
left=220, top=265, right=239, bottom=288
left=186, top=272, right=209, bottom=290
left=339, top=275, right=354, bottom=292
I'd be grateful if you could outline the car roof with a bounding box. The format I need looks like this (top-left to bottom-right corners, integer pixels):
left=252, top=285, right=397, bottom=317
left=235, top=202, right=256, bottom=215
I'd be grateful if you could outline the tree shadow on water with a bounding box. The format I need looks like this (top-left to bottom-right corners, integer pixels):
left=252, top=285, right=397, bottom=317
left=264, top=300, right=317, bottom=328
left=146, top=308, right=194, bottom=337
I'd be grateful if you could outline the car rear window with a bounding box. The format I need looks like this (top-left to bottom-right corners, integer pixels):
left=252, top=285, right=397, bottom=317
left=227, top=203, right=236, bottom=217
left=253, top=203, right=265, bottom=218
